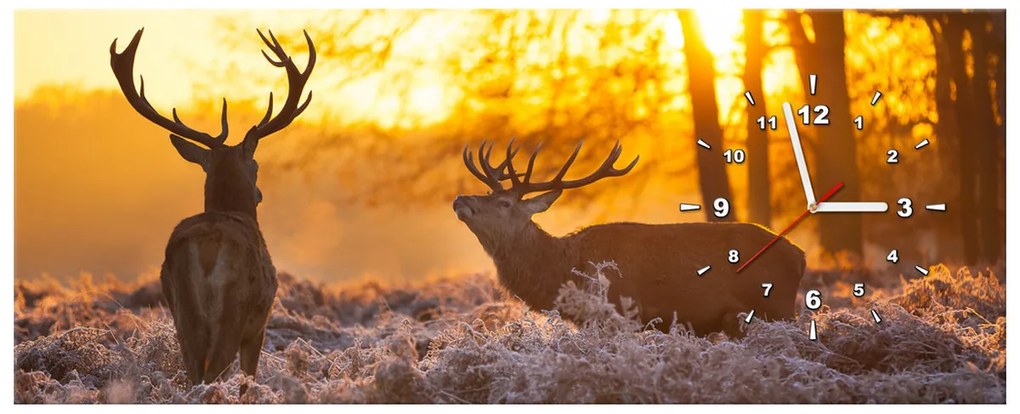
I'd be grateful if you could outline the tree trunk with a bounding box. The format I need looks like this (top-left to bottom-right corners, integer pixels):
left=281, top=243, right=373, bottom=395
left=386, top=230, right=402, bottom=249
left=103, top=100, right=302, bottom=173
left=743, top=10, right=771, bottom=227
left=926, top=15, right=966, bottom=263
left=801, top=10, right=864, bottom=255
left=943, top=15, right=981, bottom=264
left=967, top=13, right=1003, bottom=263
left=679, top=11, right=733, bottom=222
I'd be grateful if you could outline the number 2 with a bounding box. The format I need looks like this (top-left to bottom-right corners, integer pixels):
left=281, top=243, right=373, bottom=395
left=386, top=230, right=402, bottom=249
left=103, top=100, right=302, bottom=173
left=887, top=149, right=899, bottom=164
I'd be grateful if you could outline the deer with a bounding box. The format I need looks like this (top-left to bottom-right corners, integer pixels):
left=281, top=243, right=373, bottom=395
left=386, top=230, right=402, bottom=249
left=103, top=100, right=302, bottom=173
left=453, top=140, right=806, bottom=337
left=109, top=28, right=315, bottom=385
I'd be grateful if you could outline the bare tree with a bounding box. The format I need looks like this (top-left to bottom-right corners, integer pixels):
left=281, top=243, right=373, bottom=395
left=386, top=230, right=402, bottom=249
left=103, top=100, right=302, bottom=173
left=787, top=10, right=863, bottom=255
left=743, top=10, right=771, bottom=226
left=678, top=10, right=733, bottom=222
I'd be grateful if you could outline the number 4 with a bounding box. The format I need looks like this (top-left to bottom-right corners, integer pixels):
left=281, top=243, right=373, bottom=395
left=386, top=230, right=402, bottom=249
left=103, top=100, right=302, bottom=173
left=886, top=249, right=899, bottom=263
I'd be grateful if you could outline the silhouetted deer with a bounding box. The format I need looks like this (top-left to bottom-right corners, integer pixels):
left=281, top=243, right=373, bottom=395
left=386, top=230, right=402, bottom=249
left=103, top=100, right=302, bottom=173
left=110, top=28, right=315, bottom=384
left=454, top=140, right=805, bottom=337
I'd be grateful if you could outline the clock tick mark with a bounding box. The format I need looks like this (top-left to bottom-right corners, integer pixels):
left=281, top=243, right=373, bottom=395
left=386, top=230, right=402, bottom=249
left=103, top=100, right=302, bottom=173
left=915, top=265, right=930, bottom=276
left=696, top=139, right=711, bottom=150
left=809, top=320, right=818, bottom=341
left=680, top=203, right=701, bottom=212
left=809, top=74, right=817, bottom=95
left=871, top=91, right=883, bottom=106
left=925, top=203, right=946, bottom=212
left=697, top=265, right=711, bottom=276
left=915, top=138, right=930, bottom=149
left=744, top=91, right=755, bottom=106
left=871, top=309, right=883, bottom=324
left=744, top=310, right=755, bottom=324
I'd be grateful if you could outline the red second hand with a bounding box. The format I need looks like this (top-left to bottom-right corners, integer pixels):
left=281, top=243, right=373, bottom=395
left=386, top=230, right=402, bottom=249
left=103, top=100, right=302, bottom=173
left=736, top=181, right=844, bottom=273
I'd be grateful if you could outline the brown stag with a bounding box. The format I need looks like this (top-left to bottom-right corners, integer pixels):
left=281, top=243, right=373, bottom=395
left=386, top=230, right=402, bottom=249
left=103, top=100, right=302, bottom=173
left=453, top=140, right=805, bottom=337
left=110, top=28, right=315, bottom=384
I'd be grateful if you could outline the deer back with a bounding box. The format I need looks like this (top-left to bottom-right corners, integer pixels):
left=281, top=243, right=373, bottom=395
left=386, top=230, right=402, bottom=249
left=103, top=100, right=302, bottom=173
left=568, top=221, right=805, bottom=333
left=159, top=211, right=277, bottom=382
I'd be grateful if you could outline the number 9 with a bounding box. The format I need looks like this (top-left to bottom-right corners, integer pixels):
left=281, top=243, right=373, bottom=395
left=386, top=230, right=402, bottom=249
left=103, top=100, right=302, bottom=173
left=713, top=197, right=730, bottom=218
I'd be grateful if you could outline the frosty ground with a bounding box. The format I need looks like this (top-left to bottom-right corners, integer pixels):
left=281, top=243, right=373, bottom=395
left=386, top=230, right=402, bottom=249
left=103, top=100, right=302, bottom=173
left=14, top=263, right=1006, bottom=403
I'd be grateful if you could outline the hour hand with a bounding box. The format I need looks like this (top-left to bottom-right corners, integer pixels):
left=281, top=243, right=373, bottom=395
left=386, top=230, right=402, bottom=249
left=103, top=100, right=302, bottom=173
left=814, top=201, right=889, bottom=213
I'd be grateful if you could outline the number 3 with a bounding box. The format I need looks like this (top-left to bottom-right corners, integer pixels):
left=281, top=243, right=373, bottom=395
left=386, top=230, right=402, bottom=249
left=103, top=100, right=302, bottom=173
left=897, top=198, right=913, bottom=217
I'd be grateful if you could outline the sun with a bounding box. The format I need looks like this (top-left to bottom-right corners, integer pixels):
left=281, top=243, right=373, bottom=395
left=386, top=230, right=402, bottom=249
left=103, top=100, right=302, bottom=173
left=694, top=8, right=744, bottom=57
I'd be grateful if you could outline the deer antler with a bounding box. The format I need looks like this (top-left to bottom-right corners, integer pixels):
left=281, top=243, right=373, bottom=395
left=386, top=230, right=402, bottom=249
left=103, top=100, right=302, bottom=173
left=110, top=28, right=228, bottom=148
left=244, top=29, right=316, bottom=141
left=462, top=139, right=639, bottom=196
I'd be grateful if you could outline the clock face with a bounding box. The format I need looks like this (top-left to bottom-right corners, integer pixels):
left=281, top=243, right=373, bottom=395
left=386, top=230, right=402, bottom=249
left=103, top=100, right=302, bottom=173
left=689, top=73, right=949, bottom=341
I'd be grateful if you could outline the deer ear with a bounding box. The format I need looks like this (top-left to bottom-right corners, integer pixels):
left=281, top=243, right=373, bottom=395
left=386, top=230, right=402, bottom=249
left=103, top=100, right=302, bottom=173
left=522, top=190, right=562, bottom=215
left=169, top=134, right=210, bottom=170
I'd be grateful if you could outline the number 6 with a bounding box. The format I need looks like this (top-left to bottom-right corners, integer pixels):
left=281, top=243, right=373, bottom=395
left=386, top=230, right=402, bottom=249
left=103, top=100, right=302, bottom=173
left=805, top=289, right=822, bottom=310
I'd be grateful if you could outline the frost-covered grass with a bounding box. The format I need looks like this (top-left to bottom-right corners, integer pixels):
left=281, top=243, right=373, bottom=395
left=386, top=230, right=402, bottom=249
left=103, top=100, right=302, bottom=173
left=14, top=264, right=1005, bottom=403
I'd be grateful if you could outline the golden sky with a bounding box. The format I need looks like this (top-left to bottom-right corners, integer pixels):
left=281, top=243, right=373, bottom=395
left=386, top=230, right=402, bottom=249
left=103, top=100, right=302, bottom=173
left=16, top=10, right=309, bottom=105
left=15, top=9, right=750, bottom=130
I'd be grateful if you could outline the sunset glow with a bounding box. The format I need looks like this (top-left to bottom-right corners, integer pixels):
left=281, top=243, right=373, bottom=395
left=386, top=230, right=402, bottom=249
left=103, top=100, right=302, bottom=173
left=14, top=9, right=956, bottom=284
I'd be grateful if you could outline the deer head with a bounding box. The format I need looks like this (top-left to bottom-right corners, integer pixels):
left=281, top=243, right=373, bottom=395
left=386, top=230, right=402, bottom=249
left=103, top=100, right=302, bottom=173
left=110, top=28, right=316, bottom=220
left=454, top=140, right=639, bottom=247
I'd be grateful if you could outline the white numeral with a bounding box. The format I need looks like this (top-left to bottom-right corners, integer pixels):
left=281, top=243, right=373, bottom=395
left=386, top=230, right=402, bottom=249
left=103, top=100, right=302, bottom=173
left=886, top=249, right=899, bottom=263
left=757, top=115, right=777, bottom=130
left=805, top=289, right=822, bottom=310
left=897, top=198, right=913, bottom=218
left=723, top=149, right=745, bottom=164
left=762, top=283, right=774, bottom=297
left=713, top=197, right=730, bottom=218
left=853, top=283, right=865, bottom=297
left=728, top=249, right=740, bottom=264
left=887, top=149, right=899, bottom=164
left=797, top=104, right=830, bottom=125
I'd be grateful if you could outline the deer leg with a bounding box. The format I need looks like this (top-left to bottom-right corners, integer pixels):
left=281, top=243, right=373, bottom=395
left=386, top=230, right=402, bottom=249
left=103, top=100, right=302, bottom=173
left=179, top=333, right=208, bottom=385
left=165, top=282, right=210, bottom=385
left=238, top=327, right=266, bottom=397
left=239, top=328, right=266, bottom=377
left=202, top=333, right=243, bottom=384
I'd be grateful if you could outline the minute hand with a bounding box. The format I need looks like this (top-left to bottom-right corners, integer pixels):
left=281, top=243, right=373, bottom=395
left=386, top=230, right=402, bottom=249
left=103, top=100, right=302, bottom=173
left=783, top=102, right=816, bottom=208
left=814, top=201, right=889, bottom=213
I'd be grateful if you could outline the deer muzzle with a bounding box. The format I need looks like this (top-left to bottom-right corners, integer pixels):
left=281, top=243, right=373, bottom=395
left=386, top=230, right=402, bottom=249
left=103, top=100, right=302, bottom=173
left=453, top=196, right=474, bottom=220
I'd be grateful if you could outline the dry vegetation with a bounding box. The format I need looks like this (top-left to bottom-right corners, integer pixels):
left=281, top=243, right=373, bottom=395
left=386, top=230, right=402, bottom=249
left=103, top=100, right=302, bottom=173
left=14, top=263, right=1005, bottom=403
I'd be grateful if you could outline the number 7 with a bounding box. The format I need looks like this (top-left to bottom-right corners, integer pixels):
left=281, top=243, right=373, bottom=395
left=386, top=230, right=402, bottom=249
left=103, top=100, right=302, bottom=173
left=761, top=283, right=773, bottom=297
